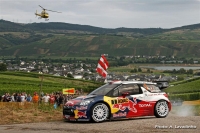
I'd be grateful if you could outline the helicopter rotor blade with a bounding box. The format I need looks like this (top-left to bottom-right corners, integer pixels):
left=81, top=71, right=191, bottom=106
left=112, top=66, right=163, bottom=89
left=38, top=5, right=61, bottom=13
left=39, top=5, right=45, bottom=10
left=46, top=9, right=61, bottom=13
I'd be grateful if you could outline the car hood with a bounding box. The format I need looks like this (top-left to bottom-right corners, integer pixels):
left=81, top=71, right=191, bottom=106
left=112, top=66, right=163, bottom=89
left=64, top=95, right=97, bottom=106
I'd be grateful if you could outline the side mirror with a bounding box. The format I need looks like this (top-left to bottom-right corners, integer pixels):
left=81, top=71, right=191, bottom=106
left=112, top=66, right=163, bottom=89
left=122, top=92, right=129, bottom=98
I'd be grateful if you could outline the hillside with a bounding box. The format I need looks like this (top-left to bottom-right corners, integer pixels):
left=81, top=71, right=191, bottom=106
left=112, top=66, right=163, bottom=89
left=0, top=19, right=200, bottom=58
left=0, top=71, right=199, bottom=101
left=0, top=71, right=103, bottom=95
left=0, top=19, right=165, bottom=35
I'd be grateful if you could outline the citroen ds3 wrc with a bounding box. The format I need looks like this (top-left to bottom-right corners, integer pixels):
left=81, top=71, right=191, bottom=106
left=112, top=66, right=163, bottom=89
left=63, top=81, right=171, bottom=122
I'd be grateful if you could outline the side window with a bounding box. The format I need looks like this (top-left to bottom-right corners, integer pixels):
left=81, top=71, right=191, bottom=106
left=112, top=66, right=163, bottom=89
left=113, top=89, right=119, bottom=97
left=118, top=84, right=140, bottom=96
left=110, top=84, right=141, bottom=97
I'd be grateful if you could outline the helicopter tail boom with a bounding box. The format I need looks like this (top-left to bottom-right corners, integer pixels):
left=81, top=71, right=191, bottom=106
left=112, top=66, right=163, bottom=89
left=35, top=10, right=37, bottom=16
left=35, top=10, right=41, bottom=17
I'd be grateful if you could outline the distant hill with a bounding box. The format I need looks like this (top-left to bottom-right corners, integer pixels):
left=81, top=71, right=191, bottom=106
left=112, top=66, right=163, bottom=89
left=0, top=19, right=165, bottom=35
left=0, top=19, right=200, bottom=58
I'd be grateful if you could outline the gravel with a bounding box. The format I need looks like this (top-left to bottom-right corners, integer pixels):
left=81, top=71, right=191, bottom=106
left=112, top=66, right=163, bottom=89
left=0, top=113, right=199, bottom=133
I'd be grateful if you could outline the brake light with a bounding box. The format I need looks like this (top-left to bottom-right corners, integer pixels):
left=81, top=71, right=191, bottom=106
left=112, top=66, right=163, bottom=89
left=163, top=93, right=168, bottom=98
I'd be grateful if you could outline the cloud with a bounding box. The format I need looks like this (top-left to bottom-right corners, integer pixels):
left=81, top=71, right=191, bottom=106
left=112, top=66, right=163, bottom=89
left=0, top=0, right=199, bottom=28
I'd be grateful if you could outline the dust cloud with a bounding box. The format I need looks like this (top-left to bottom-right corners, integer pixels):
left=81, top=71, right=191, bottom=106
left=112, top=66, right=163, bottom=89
left=173, top=105, right=195, bottom=116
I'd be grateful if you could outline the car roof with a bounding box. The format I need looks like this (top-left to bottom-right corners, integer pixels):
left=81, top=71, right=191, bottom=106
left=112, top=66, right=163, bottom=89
left=109, top=80, right=156, bottom=85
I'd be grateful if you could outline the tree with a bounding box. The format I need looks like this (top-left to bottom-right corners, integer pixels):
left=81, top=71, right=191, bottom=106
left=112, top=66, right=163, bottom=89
left=83, top=73, right=89, bottom=77
left=172, top=69, right=177, bottom=74
left=138, top=68, right=142, bottom=72
left=179, top=68, right=186, bottom=74
left=82, top=64, right=87, bottom=69
left=0, top=63, right=7, bottom=71
left=67, top=73, right=74, bottom=78
left=134, top=68, right=137, bottom=72
left=120, top=57, right=125, bottom=61
left=189, top=58, right=194, bottom=64
left=130, top=68, right=137, bottom=73
left=187, top=69, right=193, bottom=75
left=90, top=69, right=96, bottom=73
left=177, top=76, right=184, bottom=81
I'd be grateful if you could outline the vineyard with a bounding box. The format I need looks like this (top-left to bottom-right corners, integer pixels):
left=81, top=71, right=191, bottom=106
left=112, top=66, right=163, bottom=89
left=165, top=79, right=200, bottom=94
left=0, top=71, right=200, bottom=101
left=164, top=77, right=200, bottom=101
left=0, top=72, right=103, bottom=95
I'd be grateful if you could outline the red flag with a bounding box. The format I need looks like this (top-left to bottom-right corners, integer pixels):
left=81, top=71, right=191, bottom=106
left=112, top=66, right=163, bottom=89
left=96, top=55, right=109, bottom=78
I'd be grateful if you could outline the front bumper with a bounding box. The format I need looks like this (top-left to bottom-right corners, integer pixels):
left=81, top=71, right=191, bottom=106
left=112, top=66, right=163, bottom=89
left=63, top=105, right=90, bottom=121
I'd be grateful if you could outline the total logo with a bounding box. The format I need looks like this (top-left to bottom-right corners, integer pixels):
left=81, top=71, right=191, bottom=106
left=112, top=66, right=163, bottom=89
left=139, top=104, right=152, bottom=107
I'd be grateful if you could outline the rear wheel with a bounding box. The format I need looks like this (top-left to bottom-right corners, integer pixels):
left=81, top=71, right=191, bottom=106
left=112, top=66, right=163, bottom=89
left=91, top=103, right=109, bottom=122
left=155, top=100, right=169, bottom=118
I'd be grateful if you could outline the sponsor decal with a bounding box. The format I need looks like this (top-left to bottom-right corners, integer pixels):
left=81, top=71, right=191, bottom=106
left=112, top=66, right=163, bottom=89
left=66, top=101, right=74, bottom=106
left=64, top=115, right=70, bottom=118
left=139, top=104, right=152, bottom=107
left=111, top=98, right=129, bottom=104
left=112, top=97, right=137, bottom=113
left=69, top=118, right=77, bottom=121
left=74, top=110, right=87, bottom=118
left=76, top=106, right=88, bottom=110
left=148, top=93, right=162, bottom=96
left=77, top=119, right=90, bottom=121
left=64, top=116, right=77, bottom=121
left=65, top=100, right=82, bottom=106
left=113, top=112, right=127, bottom=118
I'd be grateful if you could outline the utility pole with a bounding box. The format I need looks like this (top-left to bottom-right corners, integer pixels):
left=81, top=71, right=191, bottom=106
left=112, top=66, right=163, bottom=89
left=39, top=73, right=44, bottom=104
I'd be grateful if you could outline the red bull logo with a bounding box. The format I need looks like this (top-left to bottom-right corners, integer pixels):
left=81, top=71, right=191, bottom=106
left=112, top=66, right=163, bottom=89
left=74, top=110, right=87, bottom=118
left=77, top=111, right=87, bottom=118
left=113, top=112, right=127, bottom=117
left=112, top=97, right=137, bottom=113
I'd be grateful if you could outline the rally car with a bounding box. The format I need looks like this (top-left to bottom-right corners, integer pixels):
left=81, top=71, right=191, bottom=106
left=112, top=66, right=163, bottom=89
left=63, top=81, right=171, bottom=122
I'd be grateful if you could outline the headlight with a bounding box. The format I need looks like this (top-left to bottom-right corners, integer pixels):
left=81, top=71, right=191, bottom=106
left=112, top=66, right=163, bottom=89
left=80, top=99, right=93, bottom=106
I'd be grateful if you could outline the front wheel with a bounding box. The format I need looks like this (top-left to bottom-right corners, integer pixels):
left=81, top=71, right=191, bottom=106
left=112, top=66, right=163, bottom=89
left=155, top=100, right=169, bottom=118
left=91, top=103, right=109, bottom=122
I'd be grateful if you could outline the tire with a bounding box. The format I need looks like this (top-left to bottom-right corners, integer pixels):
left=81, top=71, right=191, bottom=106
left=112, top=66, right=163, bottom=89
left=155, top=100, right=169, bottom=118
left=91, top=103, right=109, bottom=122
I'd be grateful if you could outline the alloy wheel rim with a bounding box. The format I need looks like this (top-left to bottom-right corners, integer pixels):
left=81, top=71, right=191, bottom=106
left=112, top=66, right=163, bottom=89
left=156, top=101, right=169, bottom=116
left=92, top=104, right=108, bottom=122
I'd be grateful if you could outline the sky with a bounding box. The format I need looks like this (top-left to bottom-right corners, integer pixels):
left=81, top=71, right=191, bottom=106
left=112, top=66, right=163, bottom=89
left=0, top=0, right=199, bottom=29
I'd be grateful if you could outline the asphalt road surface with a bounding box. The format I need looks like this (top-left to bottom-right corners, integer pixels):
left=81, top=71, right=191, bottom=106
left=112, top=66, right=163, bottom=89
left=0, top=113, right=199, bottom=133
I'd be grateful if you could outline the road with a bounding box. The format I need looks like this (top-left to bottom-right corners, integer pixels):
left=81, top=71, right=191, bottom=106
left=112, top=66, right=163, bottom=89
left=0, top=113, right=199, bottom=133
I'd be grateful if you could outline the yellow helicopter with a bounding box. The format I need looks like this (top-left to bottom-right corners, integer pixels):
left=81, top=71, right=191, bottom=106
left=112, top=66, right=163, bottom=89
left=35, top=5, right=61, bottom=21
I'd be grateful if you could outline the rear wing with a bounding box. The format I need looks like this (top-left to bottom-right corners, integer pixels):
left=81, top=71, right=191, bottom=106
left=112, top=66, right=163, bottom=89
left=152, top=81, right=169, bottom=90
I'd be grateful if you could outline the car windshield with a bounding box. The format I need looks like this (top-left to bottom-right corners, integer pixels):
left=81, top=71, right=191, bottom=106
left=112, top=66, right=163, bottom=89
left=89, top=83, right=119, bottom=96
